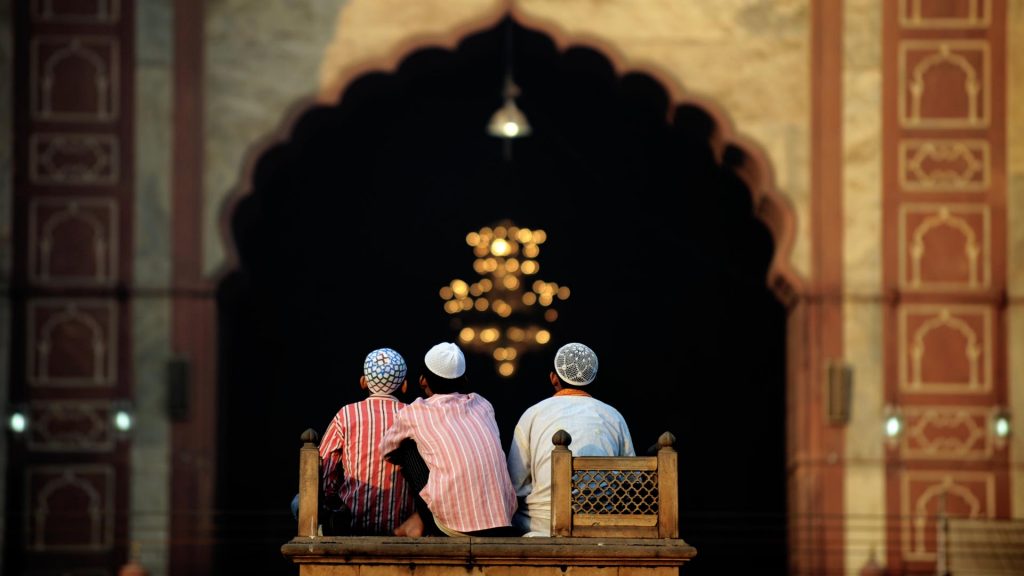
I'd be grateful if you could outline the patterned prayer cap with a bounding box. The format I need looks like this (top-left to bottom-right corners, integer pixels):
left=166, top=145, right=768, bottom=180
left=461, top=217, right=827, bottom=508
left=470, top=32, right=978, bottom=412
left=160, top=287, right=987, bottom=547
left=554, top=342, right=598, bottom=386
left=363, top=348, right=407, bottom=395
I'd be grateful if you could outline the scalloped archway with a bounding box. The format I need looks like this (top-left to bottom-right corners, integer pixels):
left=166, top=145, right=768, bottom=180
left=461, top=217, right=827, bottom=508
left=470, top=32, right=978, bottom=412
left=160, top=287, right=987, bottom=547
left=215, top=16, right=799, bottom=576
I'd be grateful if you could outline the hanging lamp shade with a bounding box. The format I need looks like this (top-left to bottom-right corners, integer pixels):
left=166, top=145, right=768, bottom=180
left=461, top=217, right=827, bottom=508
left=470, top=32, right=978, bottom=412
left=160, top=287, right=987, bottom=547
left=487, top=97, right=532, bottom=138
left=488, top=72, right=532, bottom=139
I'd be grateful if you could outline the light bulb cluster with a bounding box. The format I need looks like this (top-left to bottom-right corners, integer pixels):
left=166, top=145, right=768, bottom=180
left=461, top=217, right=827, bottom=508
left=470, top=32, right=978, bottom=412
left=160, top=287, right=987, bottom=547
left=441, top=221, right=566, bottom=377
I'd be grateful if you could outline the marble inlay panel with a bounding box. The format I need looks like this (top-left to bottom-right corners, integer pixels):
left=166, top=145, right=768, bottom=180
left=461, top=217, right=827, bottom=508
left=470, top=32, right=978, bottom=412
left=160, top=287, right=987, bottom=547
left=31, top=35, right=120, bottom=122
left=27, top=299, right=118, bottom=387
left=899, top=139, right=989, bottom=192
left=899, top=203, right=989, bottom=292
left=29, top=197, right=119, bottom=287
left=25, top=464, right=115, bottom=551
left=900, top=470, right=994, bottom=561
left=28, top=400, right=115, bottom=453
left=30, top=133, right=120, bottom=186
left=900, top=406, right=994, bottom=460
left=899, top=40, right=989, bottom=129
left=898, top=304, right=992, bottom=395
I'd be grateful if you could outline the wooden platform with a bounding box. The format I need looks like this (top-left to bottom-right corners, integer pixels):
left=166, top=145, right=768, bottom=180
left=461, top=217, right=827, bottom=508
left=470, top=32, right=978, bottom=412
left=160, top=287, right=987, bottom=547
left=282, top=535, right=697, bottom=575
left=283, top=429, right=697, bottom=575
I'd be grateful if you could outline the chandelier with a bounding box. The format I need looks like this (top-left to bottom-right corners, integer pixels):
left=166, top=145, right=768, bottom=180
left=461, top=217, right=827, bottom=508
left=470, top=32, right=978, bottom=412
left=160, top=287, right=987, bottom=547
left=440, top=220, right=569, bottom=377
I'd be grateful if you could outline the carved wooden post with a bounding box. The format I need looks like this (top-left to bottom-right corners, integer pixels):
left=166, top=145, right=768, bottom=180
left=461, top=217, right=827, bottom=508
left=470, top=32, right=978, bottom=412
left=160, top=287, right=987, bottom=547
left=656, top=431, right=679, bottom=538
left=550, top=429, right=572, bottom=537
left=298, top=428, right=320, bottom=537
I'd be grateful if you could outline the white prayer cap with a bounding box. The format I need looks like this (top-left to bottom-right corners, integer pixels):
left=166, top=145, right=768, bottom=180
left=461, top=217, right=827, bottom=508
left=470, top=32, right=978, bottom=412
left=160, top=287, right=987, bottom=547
left=554, top=342, right=598, bottom=386
left=363, top=348, right=407, bottom=395
left=424, top=342, right=466, bottom=379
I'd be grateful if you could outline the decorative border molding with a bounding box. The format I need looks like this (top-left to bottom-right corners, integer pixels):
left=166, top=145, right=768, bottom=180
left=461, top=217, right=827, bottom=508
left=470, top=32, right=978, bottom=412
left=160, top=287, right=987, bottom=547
left=900, top=405, right=994, bottom=460
left=28, top=400, right=115, bottom=453
left=898, top=139, right=989, bottom=192
left=29, top=133, right=120, bottom=186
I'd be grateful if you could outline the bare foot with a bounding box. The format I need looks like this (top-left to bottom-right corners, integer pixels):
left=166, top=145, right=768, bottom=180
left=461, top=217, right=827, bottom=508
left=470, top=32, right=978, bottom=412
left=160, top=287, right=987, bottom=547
left=394, top=511, right=425, bottom=537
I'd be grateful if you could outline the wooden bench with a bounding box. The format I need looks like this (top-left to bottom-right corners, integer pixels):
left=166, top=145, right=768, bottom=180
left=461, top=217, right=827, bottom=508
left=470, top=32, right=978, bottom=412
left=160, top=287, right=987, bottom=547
left=282, top=428, right=697, bottom=575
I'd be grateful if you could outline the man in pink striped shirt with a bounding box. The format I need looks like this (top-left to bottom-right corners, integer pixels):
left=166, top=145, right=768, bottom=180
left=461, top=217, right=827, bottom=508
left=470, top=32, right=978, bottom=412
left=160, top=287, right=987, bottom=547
left=381, top=342, right=519, bottom=537
left=316, top=348, right=415, bottom=535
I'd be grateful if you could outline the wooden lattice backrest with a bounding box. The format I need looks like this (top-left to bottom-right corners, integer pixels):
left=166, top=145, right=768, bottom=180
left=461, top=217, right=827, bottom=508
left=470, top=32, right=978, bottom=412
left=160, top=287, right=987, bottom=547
left=550, top=429, right=679, bottom=538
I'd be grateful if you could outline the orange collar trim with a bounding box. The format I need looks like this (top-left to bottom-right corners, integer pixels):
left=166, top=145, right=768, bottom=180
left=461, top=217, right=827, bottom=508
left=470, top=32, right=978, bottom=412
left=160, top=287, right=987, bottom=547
left=554, top=388, right=591, bottom=398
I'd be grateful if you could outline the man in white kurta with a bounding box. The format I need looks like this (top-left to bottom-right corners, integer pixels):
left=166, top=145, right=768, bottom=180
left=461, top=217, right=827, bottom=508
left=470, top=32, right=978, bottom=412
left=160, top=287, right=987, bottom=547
left=506, top=342, right=635, bottom=536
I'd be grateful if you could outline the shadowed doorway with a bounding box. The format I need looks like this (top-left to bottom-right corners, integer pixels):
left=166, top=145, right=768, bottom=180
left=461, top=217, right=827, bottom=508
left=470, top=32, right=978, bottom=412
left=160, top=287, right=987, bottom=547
left=216, top=18, right=788, bottom=576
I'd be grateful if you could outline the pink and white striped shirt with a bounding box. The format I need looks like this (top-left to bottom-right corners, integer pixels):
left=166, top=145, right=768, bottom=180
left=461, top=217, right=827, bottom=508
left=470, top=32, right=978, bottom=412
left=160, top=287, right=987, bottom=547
left=380, top=392, right=517, bottom=533
left=319, top=395, right=414, bottom=535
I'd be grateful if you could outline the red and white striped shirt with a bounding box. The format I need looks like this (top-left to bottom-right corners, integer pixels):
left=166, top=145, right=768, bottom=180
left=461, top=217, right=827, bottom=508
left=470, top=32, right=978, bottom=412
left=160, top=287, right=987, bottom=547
left=319, top=395, right=413, bottom=535
left=380, top=392, right=517, bottom=533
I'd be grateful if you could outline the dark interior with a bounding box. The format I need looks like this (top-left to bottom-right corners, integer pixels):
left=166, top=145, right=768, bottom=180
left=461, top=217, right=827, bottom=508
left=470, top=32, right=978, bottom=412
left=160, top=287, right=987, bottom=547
left=215, top=18, right=788, bottom=576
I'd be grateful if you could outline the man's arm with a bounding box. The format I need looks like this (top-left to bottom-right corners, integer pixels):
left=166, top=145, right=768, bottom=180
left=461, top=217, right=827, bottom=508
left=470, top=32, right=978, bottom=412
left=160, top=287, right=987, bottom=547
left=318, top=416, right=345, bottom=508
left=506, top=423, right=534, bottom=497
left=380, top=403, right=416, bottom=458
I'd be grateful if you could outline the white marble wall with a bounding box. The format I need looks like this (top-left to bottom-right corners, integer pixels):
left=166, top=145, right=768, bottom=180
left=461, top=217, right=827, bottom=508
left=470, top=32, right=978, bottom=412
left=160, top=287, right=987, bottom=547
left=0, top=1, right=12, bottom=572
left=133, top=1, right=174, bottom=574
left=317, top=0, right=503, bottom=100
left=1009, top=0, right=1024, bottom=520
left=203, top=0, right=345, bottom=277
left=842, top=0, right=886, bottom=572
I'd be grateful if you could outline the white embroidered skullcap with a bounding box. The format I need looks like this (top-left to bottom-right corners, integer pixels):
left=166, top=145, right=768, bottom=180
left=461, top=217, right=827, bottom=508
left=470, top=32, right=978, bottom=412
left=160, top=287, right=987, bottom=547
left=554, top=343, right=598, bottom=386
left=424, top=342, right=466, bottom=379
left=363, top=348, right=407, bottom=395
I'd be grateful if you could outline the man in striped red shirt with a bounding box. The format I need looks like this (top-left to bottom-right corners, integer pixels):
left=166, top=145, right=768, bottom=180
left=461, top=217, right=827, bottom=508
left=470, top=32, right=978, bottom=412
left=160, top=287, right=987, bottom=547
left=317, top=348, right=415, bottom=535
left=381, top=342, right=518, bottom=537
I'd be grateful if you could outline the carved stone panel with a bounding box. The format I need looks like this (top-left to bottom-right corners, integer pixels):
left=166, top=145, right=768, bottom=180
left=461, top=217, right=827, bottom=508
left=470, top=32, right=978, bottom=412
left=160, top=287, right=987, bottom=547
left=899, top=203, right=989, bottom=292
left=28, top=401, right=115, bottom=453
left=901, top=406, right=993, bottom=460
left=25, top=465, right=115, bottom=551
left=29, top=197, right=119, bottom=287
left=27, top=299, right=118, bottom=387
left=899, top=40, right=989, bottom=128
left=31, top=35, right=119, bottom=122
left=899, top=139, right=989, bottom=192
left=899, top=305, right=992, bottom=395
left=30, top=133, right=120, bottom=186
left=899, top=0, right=991, bottom=28
left=30, top=0, right=120, bottom=24
left=900, top=470, right=994, bottom=561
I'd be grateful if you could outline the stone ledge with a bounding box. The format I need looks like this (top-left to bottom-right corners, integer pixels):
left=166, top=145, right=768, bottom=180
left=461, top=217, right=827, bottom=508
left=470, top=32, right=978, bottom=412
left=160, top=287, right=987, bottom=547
left=283, top=535, right=697, bottom=568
